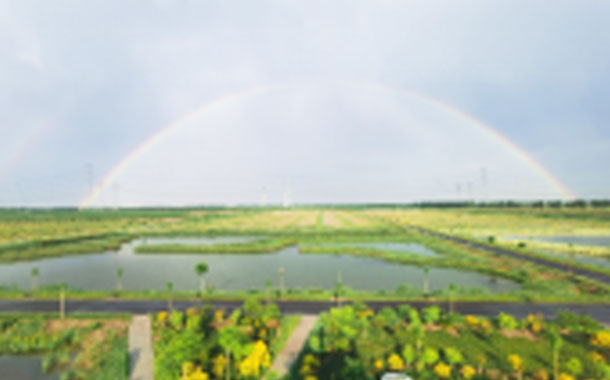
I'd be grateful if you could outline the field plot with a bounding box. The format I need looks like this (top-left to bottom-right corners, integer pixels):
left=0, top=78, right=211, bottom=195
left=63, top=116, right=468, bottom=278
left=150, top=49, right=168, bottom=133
left=295, top=305, right=610, bottom=380
left=0, top=314, right=129, bottom=380
left=152, top=299, right=299, bottom=380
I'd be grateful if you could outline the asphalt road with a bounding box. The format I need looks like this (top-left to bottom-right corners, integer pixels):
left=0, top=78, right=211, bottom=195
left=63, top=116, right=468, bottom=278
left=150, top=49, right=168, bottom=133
left=409, top=225, right=610, bottom=285
left=1, top=299, right=609, bottom=323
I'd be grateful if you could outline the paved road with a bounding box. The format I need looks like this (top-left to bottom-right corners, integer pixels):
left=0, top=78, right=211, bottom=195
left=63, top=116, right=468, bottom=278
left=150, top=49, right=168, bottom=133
left=1, top=299, right=609, bottom=323
left=409, top=225, right=610, bottom=285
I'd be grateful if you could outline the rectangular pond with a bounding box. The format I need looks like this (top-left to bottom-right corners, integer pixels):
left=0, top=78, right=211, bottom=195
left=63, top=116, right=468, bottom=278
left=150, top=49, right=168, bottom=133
left=316, top=242, right=440, bottom=257
left=0, top=356, right=59, bottom=380
left=0, top=237, right=520, bottom=293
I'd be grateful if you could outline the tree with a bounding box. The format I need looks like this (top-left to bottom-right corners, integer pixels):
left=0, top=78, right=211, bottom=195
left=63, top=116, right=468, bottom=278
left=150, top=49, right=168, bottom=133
left=31, top=267, right=39, bottom=292
left=195, top=262, right=209, bottom=295
left=219, top=326, right=249, bottom=380
left=423, top=266, right=430, bottom=296
left=116, top=267, right=123, bottom=293
left=279, top=267, right=285, bottom=298
left=167, top=282, right=174, bottom=311
left=59, top=283, right=66, bottom=319
left=549, top=327, right=563, bottom=380
left=448, top=283, right=457, bottom=313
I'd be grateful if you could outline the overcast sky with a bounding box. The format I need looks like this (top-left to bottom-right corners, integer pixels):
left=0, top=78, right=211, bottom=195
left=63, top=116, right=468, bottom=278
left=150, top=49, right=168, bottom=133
left=1, top=1, right=609, bottom=206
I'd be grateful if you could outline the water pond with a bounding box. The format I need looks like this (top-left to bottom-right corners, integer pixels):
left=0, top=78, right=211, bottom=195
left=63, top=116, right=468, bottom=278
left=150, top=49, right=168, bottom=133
left=317, top=242, right=439, bottom=257
left=0, top=237, right=519, bottom=293
left=0, top=356, right=59, bottom=380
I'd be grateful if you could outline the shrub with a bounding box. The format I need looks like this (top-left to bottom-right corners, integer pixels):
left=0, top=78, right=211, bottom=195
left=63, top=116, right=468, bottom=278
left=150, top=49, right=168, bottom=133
left=461, top=365, right=476, bottom=380
left=465, top=315, right=479, bottom=329
left=444, top=347, right=463, bottom=366
left=433, top=362, right=451, bottom=378
left=422, top=347, right=439, bottom=366
left=564, top=357, right=582, bottom=377
left=387, top=353, right=405, bottom=371
left=591, top=331, right=610, bottom=349
left=402, top=345, right=415, bottom=366
left=422, top=306, right=442, bottom=324
left=508, top=354, right=523, bottom=372
left=497, top=312, right=518, bottom=330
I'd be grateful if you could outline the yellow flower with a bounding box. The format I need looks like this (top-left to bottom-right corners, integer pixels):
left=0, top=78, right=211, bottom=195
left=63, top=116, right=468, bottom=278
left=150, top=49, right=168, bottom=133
left=508, top=354, right=523, bottom=372
left=589, top=351, right=605, bottom=364
left=558, top=373, right=575, bottom=380
left=465, top=315, right=479, bottom=329
left=211, top=354, right=227, bottom=379
left=190, top=367, right=209, bottom=380
left=239, top=340, right=271, bottom=378
left=156, top=311, right=168, bottom=324
left=358, top=309, right=375, bottom=319
left=181, top=362, right=195, bottom=377
left=374, top=359, right=385, bottom=372
left=461, top=365, right=476, bottom=380
left=387, top=353, right=405, bottom=371
left=591, top=331, right=610, bottom=349
left=433, top=362, right=451, bottom=378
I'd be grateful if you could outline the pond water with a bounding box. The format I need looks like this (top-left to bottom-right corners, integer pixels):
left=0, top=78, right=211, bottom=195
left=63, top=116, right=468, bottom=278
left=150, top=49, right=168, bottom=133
left=318, top=242, right=439, bottom=257
left=506, top=235, right=610, bottom=248
left=0, top=237, right=519, bottom=293
left=0, top=356, right=59, bottom=380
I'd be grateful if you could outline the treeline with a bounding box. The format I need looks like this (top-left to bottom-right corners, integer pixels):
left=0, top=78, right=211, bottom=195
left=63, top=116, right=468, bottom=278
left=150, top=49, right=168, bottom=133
left=412, top=199, right=610, bottom=208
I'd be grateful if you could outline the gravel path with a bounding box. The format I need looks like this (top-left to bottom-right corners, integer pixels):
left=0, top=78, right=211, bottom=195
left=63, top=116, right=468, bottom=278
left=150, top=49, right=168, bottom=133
left=270, top=314, right=318, bottom=378
left=129, top=314, right=154, bottom=380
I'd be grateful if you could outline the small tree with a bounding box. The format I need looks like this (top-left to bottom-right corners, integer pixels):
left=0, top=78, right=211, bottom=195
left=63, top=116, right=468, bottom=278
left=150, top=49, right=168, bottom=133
left=219, top=326, right=249, bottom=380
left=448, top=283, right=457, bottom=314
left=279, top=267, right=285, bottom=298
left=265, top=279, right=271, bottom=303
left=549, top=327, right=563, bottom=380
left=116, top=268, right=123, bottom=294
left=59, top=283, right=66, bottom=319
left=423, top=266, right=430, bottom=296
left=31, top=267, right=39, bottom=292
left=195, top=262, right=209, bottom=295
left=166, top=282, right=174, bottom=311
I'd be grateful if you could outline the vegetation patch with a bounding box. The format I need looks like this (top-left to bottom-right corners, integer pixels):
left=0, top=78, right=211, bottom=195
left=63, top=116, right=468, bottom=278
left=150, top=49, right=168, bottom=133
left=294, top=304, right=610, bottom=380
left=153, top=299, right=299, bottom=380
left=0, top=314, right=128, bottom=379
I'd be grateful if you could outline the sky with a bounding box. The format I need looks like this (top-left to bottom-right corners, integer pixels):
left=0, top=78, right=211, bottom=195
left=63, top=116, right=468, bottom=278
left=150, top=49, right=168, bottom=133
left=1, top=0, right=609, bottom=207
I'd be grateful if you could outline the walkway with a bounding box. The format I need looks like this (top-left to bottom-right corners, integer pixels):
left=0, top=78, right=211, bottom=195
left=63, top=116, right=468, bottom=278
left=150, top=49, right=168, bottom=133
left=129, top=314, right=154, bottom=380
left=270, top=314, right=318, bottom=378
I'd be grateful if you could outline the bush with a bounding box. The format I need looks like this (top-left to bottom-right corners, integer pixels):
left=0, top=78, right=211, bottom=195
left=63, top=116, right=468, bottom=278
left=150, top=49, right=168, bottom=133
left=422, top=306, right=442, bottom=324
left=496, top=312, right=518, bottom=330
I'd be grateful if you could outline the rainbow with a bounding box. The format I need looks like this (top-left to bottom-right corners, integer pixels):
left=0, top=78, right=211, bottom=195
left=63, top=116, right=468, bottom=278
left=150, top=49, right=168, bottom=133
left=0, top=123, right=50, bottom=179
left=79, top=81, right=576, bottom=208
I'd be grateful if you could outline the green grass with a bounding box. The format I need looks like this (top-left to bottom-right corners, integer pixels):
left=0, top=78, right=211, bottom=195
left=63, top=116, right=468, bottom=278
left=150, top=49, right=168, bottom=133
left=135, top=238, right=295, bottom=254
